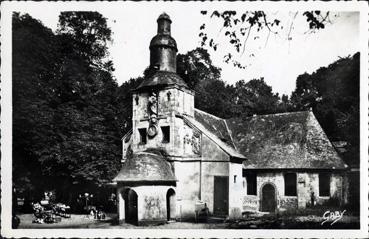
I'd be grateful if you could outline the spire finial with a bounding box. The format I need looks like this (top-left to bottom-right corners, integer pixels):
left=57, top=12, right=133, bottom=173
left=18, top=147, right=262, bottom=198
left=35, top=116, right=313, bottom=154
left=157, top=12, right=172, bottom=35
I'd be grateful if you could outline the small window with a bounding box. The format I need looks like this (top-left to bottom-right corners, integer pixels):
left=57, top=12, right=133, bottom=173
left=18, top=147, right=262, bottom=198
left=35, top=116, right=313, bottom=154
left=319, top=173, right=330, bottom=197
left=244, top=172, right=257, bottom=195
left=284, top=173, right=297, bottom=196
left=135, top=95, right=139, bottom=105
left=161, top=126, right=170, bottom=143
left=234, top=175, right=237, bottom=183
left=138, top=128, right=147, bottom=144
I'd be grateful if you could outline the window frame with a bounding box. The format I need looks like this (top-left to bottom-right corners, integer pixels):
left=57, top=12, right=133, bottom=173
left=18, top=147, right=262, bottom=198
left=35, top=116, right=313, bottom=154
left=284, top=173, right=297, bottom=196
left=138, top=128, right=147, bottom=144
left=244, top=172, right=257, bottom=196
left=161, top=126, right=170, bottom=143
left=319, top=173, right=331, bottom=197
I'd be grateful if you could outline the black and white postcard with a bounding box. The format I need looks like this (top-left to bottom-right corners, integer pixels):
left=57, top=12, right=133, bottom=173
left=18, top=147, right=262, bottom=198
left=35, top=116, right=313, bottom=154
left=1, top=1, right=368, bottom=238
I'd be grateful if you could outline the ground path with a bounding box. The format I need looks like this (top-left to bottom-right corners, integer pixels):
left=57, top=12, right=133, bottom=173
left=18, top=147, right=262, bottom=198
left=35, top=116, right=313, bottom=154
left=17, top=213, right=359, bottom=229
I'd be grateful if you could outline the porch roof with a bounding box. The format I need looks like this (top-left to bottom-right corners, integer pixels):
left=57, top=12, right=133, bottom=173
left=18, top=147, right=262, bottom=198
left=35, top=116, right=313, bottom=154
left=113, top=151, right=176, bottom=182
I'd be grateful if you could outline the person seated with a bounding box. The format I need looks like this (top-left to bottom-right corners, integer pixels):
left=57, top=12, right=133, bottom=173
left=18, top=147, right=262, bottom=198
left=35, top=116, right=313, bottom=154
left=197, top=203, right=209, bottom=223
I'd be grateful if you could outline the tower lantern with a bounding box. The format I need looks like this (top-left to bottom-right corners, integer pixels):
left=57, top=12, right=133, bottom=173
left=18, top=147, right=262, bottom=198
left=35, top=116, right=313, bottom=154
left=149, top=12, right=177, bottom=72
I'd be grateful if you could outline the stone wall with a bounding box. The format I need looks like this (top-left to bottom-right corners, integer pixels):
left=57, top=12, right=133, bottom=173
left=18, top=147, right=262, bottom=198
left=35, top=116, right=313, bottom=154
left=280, top=197, right=298, bottom=210
left=298, top=172, right=344, bottom=207
left=242, top=195, right=259, bottom=211
left=117, top=185, right=174, bottom=224
left=241, top=171, right=345, bottom=212
left=200, top=134, right=230, bottom=214
left=257, top=172, right=284, bottom=206
left=228, top=162, right=244, bottom=219
left=173, top=160, right=201, bottom=219
left=131, top=88, right=195, bottom=156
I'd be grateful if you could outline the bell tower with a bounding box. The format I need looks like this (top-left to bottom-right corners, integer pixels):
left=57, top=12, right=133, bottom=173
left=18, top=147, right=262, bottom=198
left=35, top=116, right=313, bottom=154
left=149, top=12, right=177, bottom=72
left=130, top=13, right=194, bottom=155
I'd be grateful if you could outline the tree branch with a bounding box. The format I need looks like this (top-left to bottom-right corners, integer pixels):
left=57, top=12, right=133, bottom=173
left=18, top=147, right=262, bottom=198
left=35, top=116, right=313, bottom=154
left=241, top=26, right=252, bottom=55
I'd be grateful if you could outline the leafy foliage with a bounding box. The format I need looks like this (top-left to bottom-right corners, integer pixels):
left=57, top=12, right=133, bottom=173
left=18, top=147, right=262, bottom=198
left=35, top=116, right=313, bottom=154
left=290, top=53, right=360, bottom=166
left=199, top=11, right=332, bottom=68
left=13, top=12, right=121, bottom=203
left=177, top=48, right=286, bottom=118
left=57, top=11, right=112, bottom=68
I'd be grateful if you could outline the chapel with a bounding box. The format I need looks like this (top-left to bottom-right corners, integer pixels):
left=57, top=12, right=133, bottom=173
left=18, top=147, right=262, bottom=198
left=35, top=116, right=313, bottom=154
left=113, top=13, right=349, bottom=225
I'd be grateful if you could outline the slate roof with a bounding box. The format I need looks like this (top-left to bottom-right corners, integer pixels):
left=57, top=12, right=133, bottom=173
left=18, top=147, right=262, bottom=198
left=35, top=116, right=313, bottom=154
left=135, top=71, right=188, bottom=91
left=225, top=111, right=347, bottom=169
left=150, top=34, right=177, bottom=50
left=194, top=109, right=235, bottom=148
left=158, top=12, right=171, bottom=22
left=183, top=115, right=246, bottom=160
left=117, top=111, right=346, bottom=170
left=113, top=151, right=176, bottom=182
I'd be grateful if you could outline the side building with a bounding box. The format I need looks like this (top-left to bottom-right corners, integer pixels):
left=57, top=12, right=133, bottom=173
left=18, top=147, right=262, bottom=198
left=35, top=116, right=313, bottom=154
left=113, top=13, right=349, bottom=225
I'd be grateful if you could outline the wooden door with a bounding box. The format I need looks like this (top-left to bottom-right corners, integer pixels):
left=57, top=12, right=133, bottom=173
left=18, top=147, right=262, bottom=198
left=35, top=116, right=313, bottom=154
left=261, top=184, right=276, bottom=213
left=213, top=176, right=229, bottom=216
left=126, top=189, right=138, bottom=225
left=166, top=189, right=176, bottom=221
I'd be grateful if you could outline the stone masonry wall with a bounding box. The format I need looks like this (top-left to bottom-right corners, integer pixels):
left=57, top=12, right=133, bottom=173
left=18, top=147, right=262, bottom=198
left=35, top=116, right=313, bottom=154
left=173, top=160, right=201, bottom=219
left=241, top=171, right=345, bottom=212
left=228, top=162, right=244, bottom=219
left=201, top=134, right=230, bottom=214
left=117, top=185, right=173, bottom=224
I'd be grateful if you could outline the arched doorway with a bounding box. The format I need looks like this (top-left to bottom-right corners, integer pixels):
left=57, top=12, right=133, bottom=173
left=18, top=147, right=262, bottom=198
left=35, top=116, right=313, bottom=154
left=124, top=189, right=138, bottom=225
left=261, top=183, right=277, bottom=213
left=166, top=188, right=176, bottom=221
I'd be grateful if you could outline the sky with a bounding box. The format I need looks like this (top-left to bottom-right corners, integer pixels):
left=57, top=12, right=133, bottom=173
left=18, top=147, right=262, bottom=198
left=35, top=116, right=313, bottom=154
left=16, top=3, right=360, bottom=96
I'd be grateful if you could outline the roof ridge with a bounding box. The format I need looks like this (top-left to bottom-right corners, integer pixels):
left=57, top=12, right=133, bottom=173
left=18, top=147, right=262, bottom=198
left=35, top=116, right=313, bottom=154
left=194, top=108, right=225, bottom=121
left=224, top=119, right=238, bottom=151
left=229, top=110, right=310, bottom=121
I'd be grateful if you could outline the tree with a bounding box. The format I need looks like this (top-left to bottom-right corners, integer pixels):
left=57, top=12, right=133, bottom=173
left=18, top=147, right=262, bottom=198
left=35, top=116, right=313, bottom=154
left=177, top=47, right=222, bottom=89
left=13, top=13, right=61, bottom=199
left=232, top=78, right=281, bottom=117
left=199, top=11, right=333, bottom=68
left=13, top=12, right=122, bottom=205
left=176, top=48, right=283, bottom=119
left=290, top=52, right=360, bottom=166
left=57, top=11, right=112, bottom=69
left=176, top=48, right=235, bottom=118
left=116, top=77, right=144, bottom=135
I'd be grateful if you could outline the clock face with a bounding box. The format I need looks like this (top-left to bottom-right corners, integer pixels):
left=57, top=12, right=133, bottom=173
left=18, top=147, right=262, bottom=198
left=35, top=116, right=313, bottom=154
left=147, top=125, right=157, bottom=138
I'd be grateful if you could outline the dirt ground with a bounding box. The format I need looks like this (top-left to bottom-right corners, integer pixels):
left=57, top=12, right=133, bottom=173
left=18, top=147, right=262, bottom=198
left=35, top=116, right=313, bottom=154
left=17, top=214, right=227, bottom=229
left=17, top=212, right=360, bottom=229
